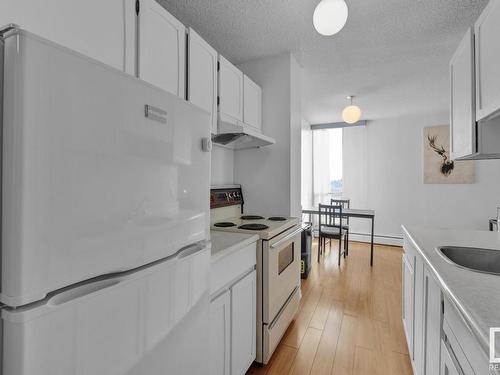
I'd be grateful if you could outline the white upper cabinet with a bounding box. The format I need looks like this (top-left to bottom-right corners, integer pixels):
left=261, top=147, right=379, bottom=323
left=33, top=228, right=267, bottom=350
left=450, top=28, right=475, bottom=160
left=449, top=0, right=500, bottom=160
left=218, top=55, right=244, bottom=123
left=137, top=0, right=186, bottom=98
left=188, top=28, right=218, bottom=134
left=243, top=75, right=263, bottom=131
left=475, top=0, right=500, bottom=120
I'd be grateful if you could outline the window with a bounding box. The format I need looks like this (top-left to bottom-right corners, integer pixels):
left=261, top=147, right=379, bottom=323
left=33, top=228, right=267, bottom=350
left=312, top=128, right=343, bottom=206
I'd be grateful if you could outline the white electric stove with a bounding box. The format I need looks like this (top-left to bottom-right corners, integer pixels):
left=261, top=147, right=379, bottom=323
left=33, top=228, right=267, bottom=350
left=210, top=185, right=302, bottom=364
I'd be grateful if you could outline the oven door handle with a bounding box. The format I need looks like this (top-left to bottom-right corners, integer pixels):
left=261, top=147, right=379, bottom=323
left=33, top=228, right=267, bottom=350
left=271, top=227, right=303, bottom=249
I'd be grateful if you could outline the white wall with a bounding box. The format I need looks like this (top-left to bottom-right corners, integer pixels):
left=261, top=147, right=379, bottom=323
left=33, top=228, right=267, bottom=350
left=0, top=0, right=132, bottom=71
left=301, top=119, right=313, bottom=209
left=211, top=145, right=234, bottom=186
left=289, top=56, right=302, bottom=217
left=235, top=53, right=302, bottom=217
left=343, top=112, right=500, bottom=243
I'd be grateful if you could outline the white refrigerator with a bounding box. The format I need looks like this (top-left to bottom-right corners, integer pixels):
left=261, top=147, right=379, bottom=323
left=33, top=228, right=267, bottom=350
left=0, top=26, right=212, bottom=375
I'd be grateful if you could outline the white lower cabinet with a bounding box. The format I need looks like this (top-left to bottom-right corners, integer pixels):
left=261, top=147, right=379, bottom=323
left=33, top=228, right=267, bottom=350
left=403, top=235, right=493, bottom=375
left=210, top=290, right=231, bottom=375
left=402, top=251, right=415, bottom=361
left=210, top=269, right=257, bottom=375
left=404, top=241, right=443, bottom=375
left=422, top=266, right=442, bottom=375
left=231, top=270, right=257, bottom=375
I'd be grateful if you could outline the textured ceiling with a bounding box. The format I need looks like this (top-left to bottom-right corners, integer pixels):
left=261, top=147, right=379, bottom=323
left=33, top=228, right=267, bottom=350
left=161, top=0, right=488, bottom=123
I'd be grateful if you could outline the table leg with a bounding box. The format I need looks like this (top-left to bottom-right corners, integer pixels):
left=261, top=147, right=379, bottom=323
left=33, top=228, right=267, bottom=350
left=370, top=217, right=374, bottom=266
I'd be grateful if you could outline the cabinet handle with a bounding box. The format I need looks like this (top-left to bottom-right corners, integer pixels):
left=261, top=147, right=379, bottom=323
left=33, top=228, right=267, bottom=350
left=177, top=241, right=208, bottom=259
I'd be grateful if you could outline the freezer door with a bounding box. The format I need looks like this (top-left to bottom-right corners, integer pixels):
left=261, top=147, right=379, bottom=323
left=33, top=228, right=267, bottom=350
left=2, top=243, right=210, bottom=375
left=1, top=29, right=211, bottom=306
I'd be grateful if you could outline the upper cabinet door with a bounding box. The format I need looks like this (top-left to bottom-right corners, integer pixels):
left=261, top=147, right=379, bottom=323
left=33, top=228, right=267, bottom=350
left=475, top=0, right=500, bottom=120
left=188, top=28, right=218, bottom=134
left=450, top=28, right=475, bottom=160
left=243, top=75, right=263, bottom=131
left=138, top=0, right=186, bottom=98
left=218, top=55, right=244, bottom=122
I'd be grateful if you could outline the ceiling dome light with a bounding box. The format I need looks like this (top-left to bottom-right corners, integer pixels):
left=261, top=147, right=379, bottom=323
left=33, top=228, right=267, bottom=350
left=342, top=96, right=362, bottom=124
left=313, top=0, right=348, bottom=36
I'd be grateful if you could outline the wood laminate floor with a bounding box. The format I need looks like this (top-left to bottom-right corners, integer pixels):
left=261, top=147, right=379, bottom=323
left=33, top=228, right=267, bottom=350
left=247, top=240, right=413, bottom=375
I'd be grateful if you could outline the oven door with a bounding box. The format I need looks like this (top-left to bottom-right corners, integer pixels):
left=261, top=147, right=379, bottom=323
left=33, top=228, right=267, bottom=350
left=262, top=226, right=302, bottom=323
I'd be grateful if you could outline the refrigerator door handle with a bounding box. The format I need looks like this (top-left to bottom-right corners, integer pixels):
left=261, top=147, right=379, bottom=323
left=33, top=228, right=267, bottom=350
left=47, top=277, right=125, bottom=307
left=177, top=240, right=210, bottom=259
left=43, top=240, right=209, bottom=307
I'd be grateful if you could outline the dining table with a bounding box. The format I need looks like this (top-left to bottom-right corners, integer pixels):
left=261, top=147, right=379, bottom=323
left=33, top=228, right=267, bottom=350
left=302, top=207, right=376, bottom=266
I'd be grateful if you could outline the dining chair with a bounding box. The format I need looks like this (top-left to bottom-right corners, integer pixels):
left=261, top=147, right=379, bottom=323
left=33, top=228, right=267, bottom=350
left=318, top=204, right=347, bottom=266
left=331, top=198, right=350, bottom=256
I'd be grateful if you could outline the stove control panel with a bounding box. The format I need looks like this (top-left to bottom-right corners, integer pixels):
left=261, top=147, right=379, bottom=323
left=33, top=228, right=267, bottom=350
left=210, top=187, right=243, bottom=209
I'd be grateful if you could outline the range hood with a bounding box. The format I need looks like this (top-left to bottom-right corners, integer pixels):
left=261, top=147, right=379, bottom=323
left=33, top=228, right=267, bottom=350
left=212, top=113, right=275, bottom=149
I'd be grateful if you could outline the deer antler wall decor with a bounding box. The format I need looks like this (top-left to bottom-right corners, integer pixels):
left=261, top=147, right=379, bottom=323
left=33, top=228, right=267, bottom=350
left=427, top=134, right=454, bottom=176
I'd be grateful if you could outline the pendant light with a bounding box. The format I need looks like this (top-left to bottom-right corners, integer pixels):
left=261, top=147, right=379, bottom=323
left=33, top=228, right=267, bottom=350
left=313, top=0, right=348, bottom=36
left=342, top=96, right=362, bottom=124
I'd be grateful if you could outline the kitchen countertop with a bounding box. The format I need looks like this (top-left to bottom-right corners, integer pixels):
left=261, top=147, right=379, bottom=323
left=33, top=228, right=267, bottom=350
left=402, top=225, right=500, bottom=356
left=210, top=230, right=259, bottom=262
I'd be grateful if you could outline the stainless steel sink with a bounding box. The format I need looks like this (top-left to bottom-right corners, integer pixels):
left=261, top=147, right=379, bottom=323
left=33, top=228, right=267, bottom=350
left=439, top=246, right=500, bottom=275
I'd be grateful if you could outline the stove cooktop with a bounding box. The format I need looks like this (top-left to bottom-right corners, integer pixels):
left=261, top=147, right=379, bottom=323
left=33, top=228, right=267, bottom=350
left=211, top=215, right=299, bottom=240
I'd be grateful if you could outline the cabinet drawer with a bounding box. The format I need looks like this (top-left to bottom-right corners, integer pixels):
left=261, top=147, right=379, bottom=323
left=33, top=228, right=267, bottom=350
left=443, top=297, right=493, bottom=374
left=263, top=286, right=300, bottom=364
left=210, top=242, right=257, bottom=295
left=442, top=319, right=475, bottom=375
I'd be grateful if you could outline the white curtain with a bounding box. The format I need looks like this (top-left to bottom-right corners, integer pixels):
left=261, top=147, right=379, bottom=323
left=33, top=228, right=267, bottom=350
left=310, top=128, right=343, bottom=229
left=312, top=128, right=343, bottom=207
left=313, top=129, right=331, bottom=207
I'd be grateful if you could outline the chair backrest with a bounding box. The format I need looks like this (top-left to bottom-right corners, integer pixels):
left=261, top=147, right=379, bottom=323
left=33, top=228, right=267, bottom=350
left=318, top=204, right=343, bottom=230
left=330, top=198, right=350, bottom=209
